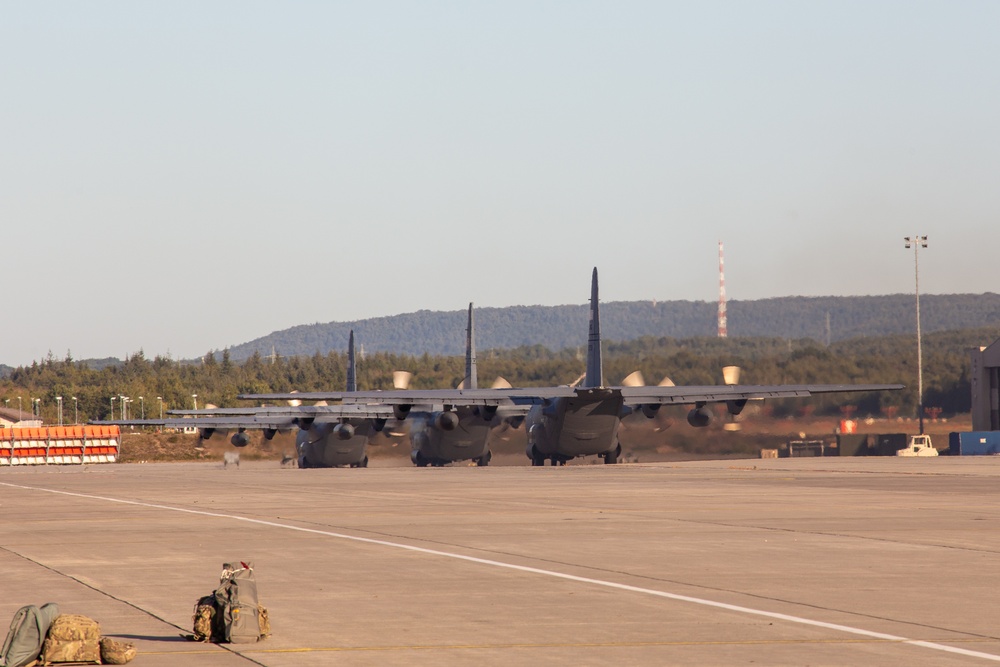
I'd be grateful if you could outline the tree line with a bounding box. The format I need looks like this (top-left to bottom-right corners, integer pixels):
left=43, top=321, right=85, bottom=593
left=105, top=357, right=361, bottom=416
left=3, top=327, right=993, bottom=425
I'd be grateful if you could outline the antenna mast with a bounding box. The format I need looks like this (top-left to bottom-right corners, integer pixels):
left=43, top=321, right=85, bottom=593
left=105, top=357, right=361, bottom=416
left=718, top=240, right=728, bottom=338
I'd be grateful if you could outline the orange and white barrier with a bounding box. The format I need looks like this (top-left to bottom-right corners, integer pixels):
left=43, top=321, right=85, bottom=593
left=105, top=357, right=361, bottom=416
left=0, top=425, right=120, bottom=466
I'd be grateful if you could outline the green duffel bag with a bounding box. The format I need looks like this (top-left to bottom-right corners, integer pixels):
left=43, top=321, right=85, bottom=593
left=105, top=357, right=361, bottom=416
left=1, top=603, right=60, bottom=667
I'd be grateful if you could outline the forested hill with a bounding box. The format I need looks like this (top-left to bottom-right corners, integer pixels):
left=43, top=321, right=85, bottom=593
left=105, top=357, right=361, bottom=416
left=223, top=293, right=1000, bottom=361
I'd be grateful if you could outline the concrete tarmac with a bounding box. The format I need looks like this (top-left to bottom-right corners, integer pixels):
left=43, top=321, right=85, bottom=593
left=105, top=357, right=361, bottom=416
left=3, top=457, right=1000, bottom=666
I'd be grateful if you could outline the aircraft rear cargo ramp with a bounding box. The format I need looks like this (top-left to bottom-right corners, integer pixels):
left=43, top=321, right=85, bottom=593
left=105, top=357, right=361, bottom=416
left=0, top=425, right=120, bottom=465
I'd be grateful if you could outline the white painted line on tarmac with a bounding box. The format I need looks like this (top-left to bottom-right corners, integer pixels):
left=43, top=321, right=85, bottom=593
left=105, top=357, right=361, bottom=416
left=5, top=481, right=1000, bottom=663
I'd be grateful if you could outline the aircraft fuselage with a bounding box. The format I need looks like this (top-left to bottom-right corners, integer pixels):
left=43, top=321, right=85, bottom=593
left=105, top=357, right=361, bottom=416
left=297, top=419, right=373, bottom=468
left=525, top=388, right=623, bottom=464
left=409, top=407, right=493, bottom=466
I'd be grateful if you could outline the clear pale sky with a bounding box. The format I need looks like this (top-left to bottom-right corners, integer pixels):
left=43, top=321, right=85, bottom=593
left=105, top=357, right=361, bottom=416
left=2, top=1, right=997, bottom=367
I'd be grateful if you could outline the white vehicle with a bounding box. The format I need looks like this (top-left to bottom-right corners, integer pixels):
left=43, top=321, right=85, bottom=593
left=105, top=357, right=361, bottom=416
left=897, top=434, right=938, bottom=457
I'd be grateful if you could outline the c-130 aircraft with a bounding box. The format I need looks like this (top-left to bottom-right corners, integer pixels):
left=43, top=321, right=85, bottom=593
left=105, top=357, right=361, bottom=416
left=243, top=268, right=903, bottom=465
left=93, top=330, right=396, bottom=468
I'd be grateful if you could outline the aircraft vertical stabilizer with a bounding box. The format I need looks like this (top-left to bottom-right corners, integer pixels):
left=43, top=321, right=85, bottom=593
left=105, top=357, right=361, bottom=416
left=347, top=330, right=357, bottom=393
left=465, top=302, right=478, bottom=390
left=584, top=267, right=603, bottom=388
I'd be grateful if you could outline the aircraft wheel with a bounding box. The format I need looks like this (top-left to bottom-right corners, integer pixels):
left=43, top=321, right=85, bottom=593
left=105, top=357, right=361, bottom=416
left=360, top=456, right=369, bottom=468
left=529, top=446, right=546, bottom=466
left=604, top=444, right=621, bottom=465
left=413, top=452, right=430, bottom=467
left=298, top=455, right=310, bottom=469
left=476, top=451, right=492, bottom=467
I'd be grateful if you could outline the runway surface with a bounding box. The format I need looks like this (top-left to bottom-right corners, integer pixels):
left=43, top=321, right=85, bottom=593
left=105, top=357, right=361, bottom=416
left=3, top=457, right=1000, bottom=666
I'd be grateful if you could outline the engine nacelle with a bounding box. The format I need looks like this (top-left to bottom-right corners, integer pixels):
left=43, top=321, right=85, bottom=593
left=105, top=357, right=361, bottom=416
left=262, top=428, right=277, bottom=441
left=333, top=423, right=355, bottom=440
left=640, top=404, right=660, bottom=419
left=434, top=411, right=459, bottom=431
left=231, top=432, right=251, bottom=448
left=295, top=417, right=315, bottom=430
left=393, top=404, right=412, bottom=421
left=199, top=428, right=216, bottom=440
left=687, top=407, right=712, bottom=428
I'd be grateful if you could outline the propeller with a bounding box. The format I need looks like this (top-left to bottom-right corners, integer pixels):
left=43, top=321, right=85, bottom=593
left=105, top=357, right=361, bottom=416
left=621, top=371, right=645, bottom=387
left=393, top=371, right=412, bottom=390
left=622, top=371, right=674, bottom=387
left=491, top=376, right=513, bottom=389
left=722, top=365, right=745, bottom=430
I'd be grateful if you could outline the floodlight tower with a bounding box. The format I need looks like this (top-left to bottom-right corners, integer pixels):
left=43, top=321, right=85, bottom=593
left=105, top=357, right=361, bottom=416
left=718, top=240, right=728, bottom=338
left=904, top=235, right=928, bottom=435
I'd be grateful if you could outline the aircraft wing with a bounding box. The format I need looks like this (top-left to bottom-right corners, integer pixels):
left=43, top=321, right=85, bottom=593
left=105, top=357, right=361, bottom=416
left=242, top=383, right=902, bottom=408
left=169, top=408, right=270, bottom=416
left=90, top=417, right=292, bottom=429
left=251, top=405, right=397, bottom=421
left=617, top=383, right=905, bottom=406
left=239, top=388, right=574, bottom=406
left=169, top=405, right=395, bottom=420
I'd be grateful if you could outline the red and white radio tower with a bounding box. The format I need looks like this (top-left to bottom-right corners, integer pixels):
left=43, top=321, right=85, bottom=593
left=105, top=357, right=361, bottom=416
left=718, top=240, right=728, bottom=338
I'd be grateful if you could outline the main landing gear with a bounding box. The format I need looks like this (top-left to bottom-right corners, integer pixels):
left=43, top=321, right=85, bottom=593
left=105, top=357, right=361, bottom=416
left=601, top=444, right=621, bottom=465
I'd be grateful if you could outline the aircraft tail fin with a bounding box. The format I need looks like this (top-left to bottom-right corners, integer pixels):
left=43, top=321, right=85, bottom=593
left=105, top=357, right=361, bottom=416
left=464, top=302, right=478, bottom=390
left=347, top=330, right=357, bottom=392
left=584, top=267, right=603, bottom=388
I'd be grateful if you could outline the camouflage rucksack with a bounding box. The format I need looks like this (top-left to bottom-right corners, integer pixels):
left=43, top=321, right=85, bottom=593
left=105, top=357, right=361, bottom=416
left=191, top=595, right=219, bottom=642
left=39, top=614, right=101, bottom=665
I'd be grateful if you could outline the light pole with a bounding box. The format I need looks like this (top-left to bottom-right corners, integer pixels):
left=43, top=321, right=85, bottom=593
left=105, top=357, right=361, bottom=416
left=56, top=396, right=63, bottom=426
left=17, top=396, right=22, bottom=422
left=157, top=396, right=163, bottom=419
left=192, top=394, right=198, bottom=410
left=110, top=396, right=116, bottom=420
left=122, top=396, right=129, bottom=420
left=72, top=396, right=78, bottom=424
left=904, top=235, right=928, bottom=435
left=33, top=398, right=40, bottom=420
left=139, top=396, right=145, bottom=420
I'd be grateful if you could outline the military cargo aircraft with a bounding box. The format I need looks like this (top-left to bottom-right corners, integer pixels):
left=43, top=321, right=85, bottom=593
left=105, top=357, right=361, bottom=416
left=242, top=268, right=904, bottom=465
left=94, top=331, right=395, bottom=468
left=404, top=303, right=519, bottom=466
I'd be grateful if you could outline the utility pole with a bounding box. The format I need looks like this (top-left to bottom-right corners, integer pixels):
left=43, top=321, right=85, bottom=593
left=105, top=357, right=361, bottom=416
left=904, top=235, right=928, bottom=435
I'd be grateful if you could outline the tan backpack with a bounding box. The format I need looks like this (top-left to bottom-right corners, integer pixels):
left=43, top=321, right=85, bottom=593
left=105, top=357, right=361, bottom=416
left=39, top=615, right=100, bottom=665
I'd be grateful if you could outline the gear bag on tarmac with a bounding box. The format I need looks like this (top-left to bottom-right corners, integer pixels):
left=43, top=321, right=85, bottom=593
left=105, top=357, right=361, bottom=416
left=98, top=637, right=137, bottom=665
left=189, top=562, right=268, bottom=643
left=214, top=563, right=263, bottom=643
left=1, top=603, right=60, bottom=667
left=39, top=614, right=101, bottom=665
